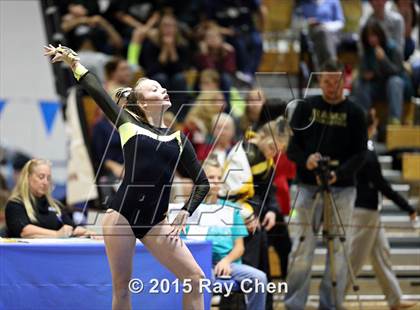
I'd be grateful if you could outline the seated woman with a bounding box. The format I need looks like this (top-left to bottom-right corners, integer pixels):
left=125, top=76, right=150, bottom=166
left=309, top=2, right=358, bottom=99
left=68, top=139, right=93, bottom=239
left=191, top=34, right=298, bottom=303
left=184, top=154, right=267, bottom=310
left=353, top=19, right=411, bottom=124
left=5, top=159, right=95, bottom=238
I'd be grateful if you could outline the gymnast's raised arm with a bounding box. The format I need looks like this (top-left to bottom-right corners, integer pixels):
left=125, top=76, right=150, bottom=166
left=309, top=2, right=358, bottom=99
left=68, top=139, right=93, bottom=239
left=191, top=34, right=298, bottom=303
left=43, top=44, right=131, bottom=127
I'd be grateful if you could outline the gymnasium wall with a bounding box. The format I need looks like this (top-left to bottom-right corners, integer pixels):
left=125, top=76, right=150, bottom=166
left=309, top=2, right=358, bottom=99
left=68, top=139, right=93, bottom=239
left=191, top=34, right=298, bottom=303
left=0, top=0, right=67, bottom=183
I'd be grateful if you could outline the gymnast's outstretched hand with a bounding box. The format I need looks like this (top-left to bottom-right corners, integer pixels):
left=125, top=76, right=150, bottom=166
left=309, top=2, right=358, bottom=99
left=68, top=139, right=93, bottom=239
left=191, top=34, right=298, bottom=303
left=43, top=44, right=80, bottom=69
left=168, top=209, right=189, bottom=241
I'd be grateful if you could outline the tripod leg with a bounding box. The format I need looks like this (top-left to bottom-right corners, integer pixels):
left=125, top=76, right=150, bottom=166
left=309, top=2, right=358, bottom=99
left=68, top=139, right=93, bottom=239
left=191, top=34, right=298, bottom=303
left=323, top=191, right=338, bottom=309
left=326, top=189, right=363, bottom=310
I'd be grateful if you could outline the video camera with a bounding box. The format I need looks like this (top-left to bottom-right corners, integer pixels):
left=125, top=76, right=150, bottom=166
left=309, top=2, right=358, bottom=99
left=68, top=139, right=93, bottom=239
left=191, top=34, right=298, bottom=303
left=315, top=156, right=332, bottom=187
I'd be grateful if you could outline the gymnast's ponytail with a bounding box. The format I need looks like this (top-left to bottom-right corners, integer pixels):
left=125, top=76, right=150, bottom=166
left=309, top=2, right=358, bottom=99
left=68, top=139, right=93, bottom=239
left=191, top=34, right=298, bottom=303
left=115, top=81, right=149, bottom=124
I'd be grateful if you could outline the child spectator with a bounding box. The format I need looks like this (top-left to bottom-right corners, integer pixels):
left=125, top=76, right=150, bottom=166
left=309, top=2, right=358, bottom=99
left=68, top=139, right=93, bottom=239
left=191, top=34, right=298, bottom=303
left=184, top=154, right=268, bottom=310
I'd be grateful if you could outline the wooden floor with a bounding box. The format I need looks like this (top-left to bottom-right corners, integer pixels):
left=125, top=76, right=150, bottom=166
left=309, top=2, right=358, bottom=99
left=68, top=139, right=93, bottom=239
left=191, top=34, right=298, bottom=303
left=274, top=300, right=420, bottom=309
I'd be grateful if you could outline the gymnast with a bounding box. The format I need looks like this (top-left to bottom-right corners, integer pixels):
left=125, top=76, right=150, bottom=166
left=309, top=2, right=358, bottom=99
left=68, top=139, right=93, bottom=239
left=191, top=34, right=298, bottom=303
left=44, top=44, right=210, bottom=310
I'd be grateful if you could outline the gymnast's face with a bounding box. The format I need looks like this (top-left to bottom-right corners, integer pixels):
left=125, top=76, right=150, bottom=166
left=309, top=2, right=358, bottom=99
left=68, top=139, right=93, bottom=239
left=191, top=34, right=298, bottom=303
left=136, top=79, right=171, bottom=113
left=29, top=164, right=51, bottom=198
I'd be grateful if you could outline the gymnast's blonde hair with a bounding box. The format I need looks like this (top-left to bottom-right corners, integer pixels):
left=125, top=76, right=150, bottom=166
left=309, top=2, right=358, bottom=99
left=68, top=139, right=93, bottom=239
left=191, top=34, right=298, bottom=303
left=8, top=159, right=62, bottom=223
left=115, top=77, right=152, bottom=125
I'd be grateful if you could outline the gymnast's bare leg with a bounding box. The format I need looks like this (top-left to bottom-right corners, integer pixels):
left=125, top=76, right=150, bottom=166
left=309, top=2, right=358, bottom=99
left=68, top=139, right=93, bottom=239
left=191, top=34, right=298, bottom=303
left=102, top=209, right=136, bottom=310
left=141, top=218, right=205, bottom=310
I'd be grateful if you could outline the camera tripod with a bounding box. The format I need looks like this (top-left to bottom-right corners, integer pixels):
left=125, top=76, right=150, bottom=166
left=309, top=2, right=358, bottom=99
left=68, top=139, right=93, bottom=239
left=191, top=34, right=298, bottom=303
left=287, top=160, right=362, bottom=309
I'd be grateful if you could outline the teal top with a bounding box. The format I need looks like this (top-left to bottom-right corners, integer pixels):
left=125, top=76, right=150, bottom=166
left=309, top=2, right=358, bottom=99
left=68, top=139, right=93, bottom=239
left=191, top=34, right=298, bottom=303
left=186, top=199, right=248, bottom=264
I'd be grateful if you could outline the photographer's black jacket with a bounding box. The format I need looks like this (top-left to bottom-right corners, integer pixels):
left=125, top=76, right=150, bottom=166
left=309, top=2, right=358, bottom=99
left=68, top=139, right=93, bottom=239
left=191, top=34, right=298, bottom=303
left=355, top=143, right=415, bottom=214
left=287, top=96, right=367, bottom=187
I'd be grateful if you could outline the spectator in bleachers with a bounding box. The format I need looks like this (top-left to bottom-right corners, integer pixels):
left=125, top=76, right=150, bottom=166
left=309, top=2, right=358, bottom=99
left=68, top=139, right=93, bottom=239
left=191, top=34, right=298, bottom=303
left=104, top=0, right=161, bottom=43
left=239, top=89, right=293, bottom=281
left=140, top=14, right=190, bottom=120
left=76, top=33, right=112, bottom=83
left=91, top=115, right=124, bottom=182
left=192, top=112, right=236, bottom=162
left=91, top=111, right=124, bottom=208
left=240, top=88, right=266, bottom=133
left=362, top=0, right=405, bottom=52
left=58, top=0, right=100, bottom=17
left=353, top=19, right=407, bottom=124
left=240, top=89, right=287, bottom=134
left=104, top=57, right=133, bottom=95
left=346, top=109, right=417, bottom=310
left=295, top=0, right=345, bottom=70
left=204, top=0, right=267, bottom=85
left=90, top=58, right=129, bottom=199
left=220, top=119, right=290, bottom=308
left=126, top=23, right=153, bottom=69
left=185, top=154, right=267, bottom=310
left=160, top=0, right=205, bottom=40
left=393, top=0, right=418, bottom=60
left=61, top=1, right=123, bottom=54
left=413, top=0, right=420, bottom=96
left=195, top=24, right=236, bottom=105
left=184, top=69, right=226, bottom=148
left=241, top=122, right=292, bottom=282
left=5, top=159, right=96, bottom=238
left=273, top=153, right=296, bottom=217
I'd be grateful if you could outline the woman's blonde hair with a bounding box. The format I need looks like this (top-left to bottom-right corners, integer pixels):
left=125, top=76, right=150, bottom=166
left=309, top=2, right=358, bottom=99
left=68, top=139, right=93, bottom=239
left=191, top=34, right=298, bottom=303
left=8, top=159, right=62, bottom=223
left=255, top=116, right=291, bottom=146
left=202, top=153, right=222, bottom=170
left=115, top=77, right=151, bottom=124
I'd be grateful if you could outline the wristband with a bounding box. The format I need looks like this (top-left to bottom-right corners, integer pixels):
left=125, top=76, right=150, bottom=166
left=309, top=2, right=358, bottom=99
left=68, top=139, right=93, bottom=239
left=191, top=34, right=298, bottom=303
left=127, top=42, right=142, bottom=66
left=73, top=63, right=89, bottom=81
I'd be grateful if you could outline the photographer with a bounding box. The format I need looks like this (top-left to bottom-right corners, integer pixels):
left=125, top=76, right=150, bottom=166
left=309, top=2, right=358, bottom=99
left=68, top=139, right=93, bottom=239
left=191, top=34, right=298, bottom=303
left=285, top=60, right=368, bottom=310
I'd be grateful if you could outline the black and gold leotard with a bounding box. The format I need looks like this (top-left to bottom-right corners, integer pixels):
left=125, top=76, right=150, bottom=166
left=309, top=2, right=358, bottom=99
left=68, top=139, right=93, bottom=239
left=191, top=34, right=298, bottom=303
left=76, top=69, right=210, bottom=239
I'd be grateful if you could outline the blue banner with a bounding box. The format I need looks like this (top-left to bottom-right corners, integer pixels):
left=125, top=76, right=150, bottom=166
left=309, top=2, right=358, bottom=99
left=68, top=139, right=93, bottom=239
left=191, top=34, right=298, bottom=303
left=0, top=99, right=6, bottom=117
left=39, top=101, right=60, bottom=135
